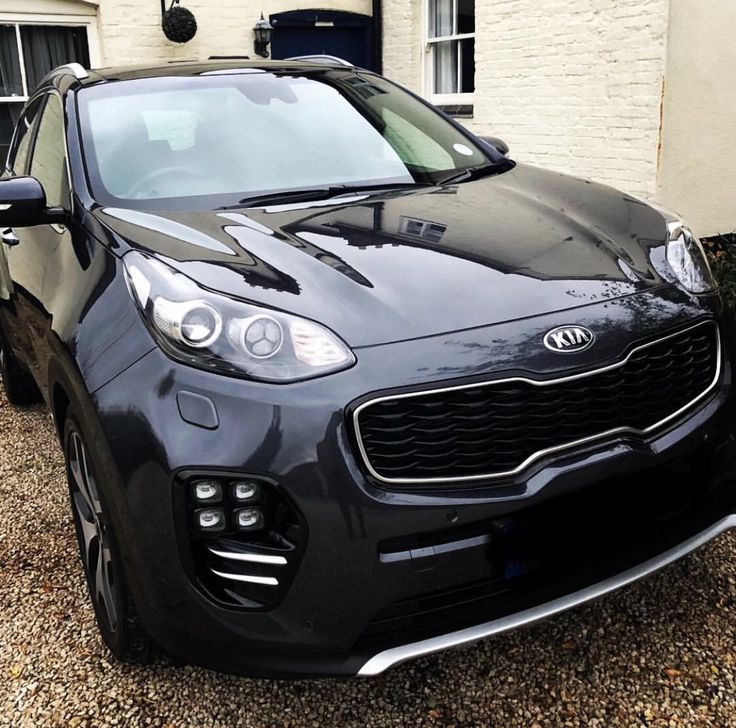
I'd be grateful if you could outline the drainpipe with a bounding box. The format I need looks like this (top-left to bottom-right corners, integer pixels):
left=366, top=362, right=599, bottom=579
left=372, top=0, right=383, bottom=73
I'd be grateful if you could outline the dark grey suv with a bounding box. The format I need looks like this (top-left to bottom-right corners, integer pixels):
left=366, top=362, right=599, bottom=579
left=0, top=59, right=734, bottom=677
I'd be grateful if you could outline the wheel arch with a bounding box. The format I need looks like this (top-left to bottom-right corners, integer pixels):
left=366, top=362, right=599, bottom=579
left=46, top=352, right=89, bottom=441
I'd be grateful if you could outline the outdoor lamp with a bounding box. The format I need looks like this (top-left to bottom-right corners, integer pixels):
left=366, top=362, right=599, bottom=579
left=253, top=13, right=273, bottom=58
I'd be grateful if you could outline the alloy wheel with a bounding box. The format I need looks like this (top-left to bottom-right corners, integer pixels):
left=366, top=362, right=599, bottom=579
left=67, top=431, right=119, bottom=632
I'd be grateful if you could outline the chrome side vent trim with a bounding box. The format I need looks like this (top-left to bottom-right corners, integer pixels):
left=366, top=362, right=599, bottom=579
left=211, top=570, right=279, bottom=587
left=208, top=546, right=287, bottom=565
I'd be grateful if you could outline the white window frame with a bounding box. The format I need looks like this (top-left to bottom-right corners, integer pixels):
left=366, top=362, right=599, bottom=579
left=422, top=0, right=475, bottom=106
left=0, top=12, right=101, bottom=104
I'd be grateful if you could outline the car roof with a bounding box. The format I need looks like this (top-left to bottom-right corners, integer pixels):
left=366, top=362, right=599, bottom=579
left=48, top=59, right=356, bottom=90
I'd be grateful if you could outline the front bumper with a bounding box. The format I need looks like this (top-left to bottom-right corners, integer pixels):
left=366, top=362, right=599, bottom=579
left=90, top=294, right=736, bottom=677
left=359, top=513, right=736, bottom=675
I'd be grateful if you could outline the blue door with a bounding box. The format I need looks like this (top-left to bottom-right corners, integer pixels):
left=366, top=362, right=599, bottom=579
left=270, top=10, right=376, bottom=71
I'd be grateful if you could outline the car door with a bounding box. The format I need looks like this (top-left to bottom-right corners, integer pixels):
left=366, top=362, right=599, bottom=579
left=0, top=94, right=45, bottom=361
left=2, top=91, right=73, bottom=395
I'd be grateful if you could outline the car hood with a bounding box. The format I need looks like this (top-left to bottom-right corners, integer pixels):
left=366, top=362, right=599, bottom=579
left=92, top=163, right=673, bottom=347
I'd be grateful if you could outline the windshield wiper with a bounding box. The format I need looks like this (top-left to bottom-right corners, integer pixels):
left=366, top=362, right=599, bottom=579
left=438, top=159, right=514, bottom=186
left=217, top=182, right=432, bottom=210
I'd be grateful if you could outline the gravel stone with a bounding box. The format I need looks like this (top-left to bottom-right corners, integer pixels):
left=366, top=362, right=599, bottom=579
left=1, top=386, right=735, bottom=726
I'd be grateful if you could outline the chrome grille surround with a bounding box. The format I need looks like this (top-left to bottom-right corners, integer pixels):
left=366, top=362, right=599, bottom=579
left=352, top=320, right=721, bottom=486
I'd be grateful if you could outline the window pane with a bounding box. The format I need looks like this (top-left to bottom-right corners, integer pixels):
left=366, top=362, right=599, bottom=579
left=20, top=25, right=90, bottom=93
left=6, top=96, right=43, bottom=174
left=0, top=103, right=22, bottom=166
left=30, top=95, right=68, bottom=207
left=457, top=0, right=475, bottom=34
left=428, top=0, right=454, bottom=38
left=0, top=25, right=23, bottom=97
left=433, top=41, right=458, bottom=94
left=460, top=37, right=475, bottom=93
left=433, top=39, right=474, bottom=95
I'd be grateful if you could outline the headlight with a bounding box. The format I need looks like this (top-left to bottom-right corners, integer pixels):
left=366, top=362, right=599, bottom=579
left=665, top=221, right=715, bottom=294
left=648, top=202, right=715, bottom=294
left=123, top=251, right=355, bottom=382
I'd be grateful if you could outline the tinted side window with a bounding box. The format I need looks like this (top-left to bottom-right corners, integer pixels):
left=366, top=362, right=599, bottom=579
left=6, top=96, right=44, bottom=175
left=30, top=94, right=68, bottom=208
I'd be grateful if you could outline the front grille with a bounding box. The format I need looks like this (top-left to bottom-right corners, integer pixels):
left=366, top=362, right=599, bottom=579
left=354, top=321, right=720, bottom=485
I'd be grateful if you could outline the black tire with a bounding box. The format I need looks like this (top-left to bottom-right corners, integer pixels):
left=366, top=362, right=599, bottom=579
left=63, top=410, right=156, bottom=664
left=0, top=335, right=41, bottom=406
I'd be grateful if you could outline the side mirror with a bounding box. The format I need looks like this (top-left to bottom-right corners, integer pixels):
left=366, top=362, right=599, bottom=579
left=0, top=176, right=65, bottom=227
left=479, top=135, right=510, bottom=156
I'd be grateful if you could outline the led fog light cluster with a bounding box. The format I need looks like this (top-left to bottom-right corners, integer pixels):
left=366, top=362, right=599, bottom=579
left=191, top=476, right=265, bottom=533
left=180, top=471, right=307, bottom=610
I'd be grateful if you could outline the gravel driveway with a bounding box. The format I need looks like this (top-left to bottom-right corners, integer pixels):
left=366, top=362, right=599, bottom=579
left=1, top=387, right=735, bottom=727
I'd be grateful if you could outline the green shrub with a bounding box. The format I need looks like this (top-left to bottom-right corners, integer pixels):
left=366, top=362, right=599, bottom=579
left=703, top=233, right=736, bottom=311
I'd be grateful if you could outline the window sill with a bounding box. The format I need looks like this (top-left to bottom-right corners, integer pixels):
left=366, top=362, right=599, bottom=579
left=437, top=104, right=474, bottom=119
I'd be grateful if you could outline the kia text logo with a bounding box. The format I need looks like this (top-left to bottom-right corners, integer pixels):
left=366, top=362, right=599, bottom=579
left=543, top=325, right=595, bottom=353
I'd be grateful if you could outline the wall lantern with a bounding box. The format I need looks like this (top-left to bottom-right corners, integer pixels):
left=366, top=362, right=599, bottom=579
left=253, top=13, right=273, bottom=58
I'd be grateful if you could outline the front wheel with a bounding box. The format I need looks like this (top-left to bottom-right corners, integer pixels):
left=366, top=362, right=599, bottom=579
left=64, top=411, right=155, bottom=664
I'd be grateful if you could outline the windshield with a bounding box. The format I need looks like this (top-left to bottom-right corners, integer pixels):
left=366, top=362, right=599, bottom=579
left=76, top=69, right=494, bottom=210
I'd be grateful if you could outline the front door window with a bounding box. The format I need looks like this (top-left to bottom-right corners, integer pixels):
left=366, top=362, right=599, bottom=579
left=30, top=94, right=69, bottom=209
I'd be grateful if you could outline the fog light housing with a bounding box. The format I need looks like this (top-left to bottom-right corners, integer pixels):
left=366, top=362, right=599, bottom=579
left=195, top=508, right=227, bottom=532
left=234, top=507, right=264, bottom=532
left=192, top=479, right=222, bottom=503
left=231, top=480, right=261, bottom=503
left=180, top=471, right=306, bottom=610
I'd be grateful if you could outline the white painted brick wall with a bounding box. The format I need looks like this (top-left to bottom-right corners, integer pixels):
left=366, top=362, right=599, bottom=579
left=656, top=0, right=736, bottom=236
left=382, top=0, right=423, bottom=95
left=383, top=0, right=669, bottom=199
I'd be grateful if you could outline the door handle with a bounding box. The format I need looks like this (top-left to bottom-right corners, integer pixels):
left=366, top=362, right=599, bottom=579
left=1, top=228, right=19, bottom=246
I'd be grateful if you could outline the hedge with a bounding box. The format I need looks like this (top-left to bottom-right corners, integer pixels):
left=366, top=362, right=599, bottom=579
left=703, top=233, right=736, bottom=311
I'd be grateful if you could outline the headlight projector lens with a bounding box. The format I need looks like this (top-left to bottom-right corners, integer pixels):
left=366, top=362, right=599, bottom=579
left=154, top=298, right=223, bottom=349
left=229, top=315, right=283, bottom=359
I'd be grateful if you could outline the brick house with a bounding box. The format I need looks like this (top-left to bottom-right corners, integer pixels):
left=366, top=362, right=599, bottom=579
left=1, top=0, right=733, bottom=235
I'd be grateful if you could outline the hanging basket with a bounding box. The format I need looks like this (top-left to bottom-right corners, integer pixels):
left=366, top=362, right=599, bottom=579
left=162, top=1, right=197, bottom=44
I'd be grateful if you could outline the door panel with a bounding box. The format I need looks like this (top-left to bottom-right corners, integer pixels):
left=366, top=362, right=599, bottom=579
left=0, top=95, right=47, bottom=360
left=3, top=92, right=69, bottom=395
